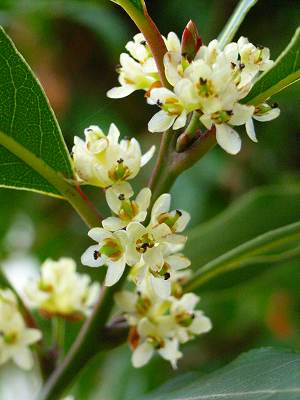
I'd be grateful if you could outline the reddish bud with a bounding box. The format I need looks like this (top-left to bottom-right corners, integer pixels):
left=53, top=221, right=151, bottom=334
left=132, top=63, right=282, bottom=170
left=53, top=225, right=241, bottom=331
left=181, top=20, right=202, bottom=62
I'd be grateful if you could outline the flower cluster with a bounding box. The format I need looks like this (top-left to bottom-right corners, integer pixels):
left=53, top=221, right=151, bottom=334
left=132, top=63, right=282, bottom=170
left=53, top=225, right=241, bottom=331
left=0, top=289, right=41, bottom=370
left=73, top=124, right=155, bottom=188
left=24, top=258, right=100, bottom=318
left=108, top=29, right=280, bottom=154
left=115, top=280, right=211, bottom=368
left=82, top=189, right=190, bottom=298
left=74, top=121, right=211, bottom=368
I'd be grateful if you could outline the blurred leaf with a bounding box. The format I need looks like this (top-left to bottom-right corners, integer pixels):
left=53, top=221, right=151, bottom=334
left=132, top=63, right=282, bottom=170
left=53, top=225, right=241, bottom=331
left=186, top=220, right=300, bottom=291
left=218, top=0, right=258, bottom=48
left=0, top=26, right=73, bottom=197
left=0, top=361, right=42, bottom=400
left=141, top=348, right=300, bottom=400
left=243, top=27, right=300, bottom=105
left=186, top=184, right=300, bottom=268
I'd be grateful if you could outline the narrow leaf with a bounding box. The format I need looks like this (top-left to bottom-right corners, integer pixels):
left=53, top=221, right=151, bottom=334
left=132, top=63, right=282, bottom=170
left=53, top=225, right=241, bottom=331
left=0, top=27, right=73, bottom=197
left=244, top=27, right=300, bottom=105
left=218, top=0, right=258, bottom=48
left=141, top=348, right=300, bottom=400
left=186, top=220, right=300, bottom=291
left=185, top=184, right=300, bottom=290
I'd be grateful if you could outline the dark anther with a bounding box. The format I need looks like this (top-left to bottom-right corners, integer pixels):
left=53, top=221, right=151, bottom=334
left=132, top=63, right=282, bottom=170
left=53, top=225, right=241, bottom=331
left=227, top=110, right=234, bottom=116
left=239, top=63, right=245, bottom=70
left=137, top=290, right=141, bottom=296
left=164, top=272, right=171, bottom=280
left=140, top=40, right=147, bottom=46
left=117, top=158, right=124, bottom=164
left=271, top=102, right=279, bottom=108
left=93, top=250, right=99, bottom=260
left=191, top=313, right=195, bottom=319
left=141, top=243, right=149, bottom=250
left=176, top=209, right=182, bottom=217
left=86, top=128, right=93, bottom=132
left=199, top=77, right=207, bottom=84
left=118, top=193, right=125, bottom=201
left=257, top=44, right=264, bottom=49
left=181, top=52, right=188, bottom=58
left=156, top=100, right=163, bottom=107
left=231, top=62, right=236, bottom=69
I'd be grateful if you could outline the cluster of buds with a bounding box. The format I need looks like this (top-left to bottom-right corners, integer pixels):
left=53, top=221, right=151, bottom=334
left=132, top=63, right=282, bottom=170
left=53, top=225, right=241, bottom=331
left=108, top=22, right=280, bottom=154
left=0, top=289, right=41, bottom=370
left=73, top=123, right=212, bottom=367
left=24, top=258, right=100, bottom=319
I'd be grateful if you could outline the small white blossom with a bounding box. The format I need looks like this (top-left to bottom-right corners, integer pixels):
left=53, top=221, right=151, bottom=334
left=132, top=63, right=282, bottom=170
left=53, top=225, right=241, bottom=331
left=115, top=282, right=211, bottom=369
left=81, top=228, right=127, bottom=287
left=73, top=123, right=155, bottom=188
left=24, top=258, right=100, bottom=317
left=0, top=289, right=41, bottom=370
left=102, top=182, right=151, bottom=231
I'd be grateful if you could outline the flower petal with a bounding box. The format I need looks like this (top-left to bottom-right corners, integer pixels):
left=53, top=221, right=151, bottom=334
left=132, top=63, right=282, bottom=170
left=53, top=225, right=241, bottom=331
left=81, top=245, right=105, bottom=268
left=216, top=124, right=241, bottom=155
left=245, top=118, right=257, bottom=142
left=132, top=341, right=154, bottom=368
left=141, top=145, right=156, bottom=167
left=88, top=228, right=111, bottom=243
left=106, top=85, right=136, bottom=99
left=148, top=110, right=177, bottom=133
left=105, top=257, right=126, bottom=287
left=102, top=217, right=126, bottom=231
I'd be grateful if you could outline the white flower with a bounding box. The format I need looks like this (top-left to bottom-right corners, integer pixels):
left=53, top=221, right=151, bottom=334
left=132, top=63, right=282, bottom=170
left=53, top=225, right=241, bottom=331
left=238, top=37, right=273, bottom=82
left=73, top=123, right=155, bottom=188
left=115, top=284, right=211, bottom=369
left=147, top=87, right=188, bottom=132
left=107, top=53, right=159, bottom=99
left=170, top=293, right=212, bottom=343
left=125, top=33, right=153, bottom=63
left=24, top=258, right=100, bottom=317
left=102, top=182, right=151, bottom=231
left=81, top=228, right=127, bottom=287
left=126, top=221, right=186, bottom=270
left=200, top=103, right=255, bottom=154
left=150, top=193, right=190, bottom=233
left=0, top=289, right=41, bottom=370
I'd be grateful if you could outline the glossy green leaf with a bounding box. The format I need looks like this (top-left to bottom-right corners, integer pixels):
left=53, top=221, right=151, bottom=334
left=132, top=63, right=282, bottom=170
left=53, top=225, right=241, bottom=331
left=141, top=348, right=300, bottom=400
left=243, top=27, right=300, bottom=105
left=185, top=184, right=300, bottom=289
left=186, top=220, right=300, bottom=291
left=0, top=26, right=73, bottom=197
left=218, top=0, right=258, bottom=48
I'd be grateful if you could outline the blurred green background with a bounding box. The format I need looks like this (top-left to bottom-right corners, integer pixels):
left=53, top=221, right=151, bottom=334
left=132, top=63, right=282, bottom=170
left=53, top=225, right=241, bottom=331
left=0, top=0, right=299, bottom=399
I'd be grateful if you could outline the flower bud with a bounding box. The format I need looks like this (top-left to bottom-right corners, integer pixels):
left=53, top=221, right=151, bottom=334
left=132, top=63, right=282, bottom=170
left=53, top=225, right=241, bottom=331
left=181, top=20, right=202, bottom=62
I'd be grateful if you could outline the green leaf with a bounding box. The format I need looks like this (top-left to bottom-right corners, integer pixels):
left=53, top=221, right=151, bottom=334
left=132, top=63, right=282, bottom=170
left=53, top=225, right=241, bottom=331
left=141, top=348, right=300, bottom=400
left=218, top=0, right=258, bottom=48
left=185, top=184, right=300, bottom=290
left=243, top=27, right=300, bottom=105
left=186, top=220, right=300, bottom=291
left=0, top=26, right=73, bottom=197
left=110, top=0, right=144, bottom=13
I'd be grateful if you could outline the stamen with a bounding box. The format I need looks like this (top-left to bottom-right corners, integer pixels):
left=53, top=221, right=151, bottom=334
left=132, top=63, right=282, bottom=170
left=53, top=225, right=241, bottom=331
left=117, top=158, right=124, bottom=164
left=271, top=102, right=279, bottom=108
left=118, top=193, right=125, bottom=201
left=93, top=250, right=100, bottom=260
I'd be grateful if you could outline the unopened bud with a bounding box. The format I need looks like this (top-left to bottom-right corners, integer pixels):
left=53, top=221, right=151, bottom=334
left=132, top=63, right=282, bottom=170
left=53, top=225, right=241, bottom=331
left=181, top=20, right=202, bottom=62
